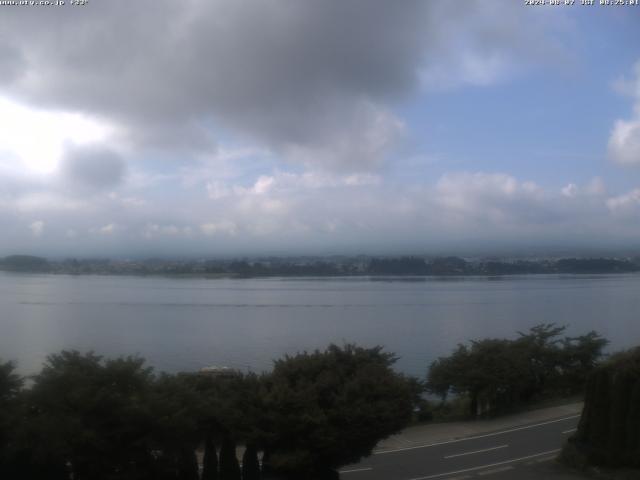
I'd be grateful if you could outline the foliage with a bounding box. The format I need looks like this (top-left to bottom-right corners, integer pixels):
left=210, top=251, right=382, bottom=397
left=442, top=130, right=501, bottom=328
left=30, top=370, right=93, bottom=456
left=202, top=435, right=219, bottom=480
left=565, top=347, right=640, bottom=470
left=0, top=361, right=24, bottom=478
left=0, top=254, right=50, bottom=272
left=0, top=343, right=445, bottom=478
left=22, top=351, right=157, bottom=479
left=260, top=344, right=413, bottom=476
left=242, top=444, right=261, bottom=480
left=427, top=324, right=608, bottom=416
left=219, top=436, right=241, bottom=480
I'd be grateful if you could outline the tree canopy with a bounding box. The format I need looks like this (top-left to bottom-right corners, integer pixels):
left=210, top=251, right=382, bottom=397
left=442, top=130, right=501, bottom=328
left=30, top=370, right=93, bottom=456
left=427, top=324, right=608, bottom=416
left=260, top=344, right=413, bottom=477
left=0, top=344, right=414, bottom=479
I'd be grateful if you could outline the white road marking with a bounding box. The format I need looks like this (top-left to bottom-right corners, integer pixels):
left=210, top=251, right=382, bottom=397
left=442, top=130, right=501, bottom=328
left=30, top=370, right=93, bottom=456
left=375, top=415, right=579, bottom=455
left=407, top=449, right=561, bottom=480
left=534, top=456, right=556, bottom=463
left=339, top=467, right=373, bottom=474
left=562, top=428, right=577, bottom=434
left=478, top=465, right=514, bottom=475
left=444, top=444, right=508, bottom=459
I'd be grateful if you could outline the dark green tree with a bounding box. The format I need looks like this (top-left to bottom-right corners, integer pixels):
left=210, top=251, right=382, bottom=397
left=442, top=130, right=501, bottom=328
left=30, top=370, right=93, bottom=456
left=219, top=435, right=241, bottom=480
left=242, top=444, right=261, bottom=480
left=0, top=360, right=25, bottom=478
left=149, top=373, right=207, bottom=478
left=427, top=345, right=470, bottom=403
left=427, top=325, right=608, bottom=416
left=515, top=323, right=567, bottom=397
left=559, top=331, right=609, bottom=393
left=261, top=344, right=413, bottom=478
left=24, top=351, right=156, bottom=480
left=177, top=447, right=199, bottom=480
left=202, top=434, right=219, bottom=480
left=563, top=347, right=640, bottom=470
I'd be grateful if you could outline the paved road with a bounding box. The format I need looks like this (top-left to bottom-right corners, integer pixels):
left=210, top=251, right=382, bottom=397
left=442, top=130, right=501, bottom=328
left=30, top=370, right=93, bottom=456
left=340, top=415, right=580, bottom=480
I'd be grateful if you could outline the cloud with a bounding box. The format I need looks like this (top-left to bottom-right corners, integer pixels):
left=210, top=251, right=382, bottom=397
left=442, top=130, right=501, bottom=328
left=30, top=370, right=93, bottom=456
left=29, top=220, right=44, bottom=237
left=607, top=189, right=640, bottom=216
left=96, top=223, right=117, bottom=236
left=435, top=172, right=546, bottom=226
left=59, top=144, right=126, bottom=191
left=200, top=221, right=238, bottom=237
left=0, top=167, right=637, bottom=255
left=0, top=3, right=626, bottom=256
left=609, top=61, right=640, bottom=166
left=561, top=178, right=605, bottom=198
left=144, top=224, right=192, bottom=239
left=0, top=0, right=567, bottom=171
left=0, top=96, right=113, bottom=175
left=0, top=44, right=24, bottom=84
left=419, top=2, right=572, bottom=90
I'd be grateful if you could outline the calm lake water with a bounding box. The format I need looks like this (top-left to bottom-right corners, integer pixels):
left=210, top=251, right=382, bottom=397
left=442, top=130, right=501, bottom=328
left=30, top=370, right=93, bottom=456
left=1, top=272, right=639, bottom=377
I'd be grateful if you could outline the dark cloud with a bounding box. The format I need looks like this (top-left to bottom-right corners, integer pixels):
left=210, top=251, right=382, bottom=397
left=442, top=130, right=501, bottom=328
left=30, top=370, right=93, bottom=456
left=59, top=145, right=126, bottom=190
left=0, top=0, right=559, bottom=170
left=0, top=1, right=427, bottom=164
left=0, top=43, right=24, bottom=84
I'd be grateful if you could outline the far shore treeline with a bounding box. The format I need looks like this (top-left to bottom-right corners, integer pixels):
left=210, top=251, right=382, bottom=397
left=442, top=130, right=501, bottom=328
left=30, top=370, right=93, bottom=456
left=0, top=325, right=609, bottom=479
left=1, top=254, right=640, bottom=277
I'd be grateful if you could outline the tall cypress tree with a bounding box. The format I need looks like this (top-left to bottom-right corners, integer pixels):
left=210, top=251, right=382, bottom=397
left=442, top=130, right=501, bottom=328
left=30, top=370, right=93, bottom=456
left=566, top=347, right=640, bottom=469
left=219, top=436, right=241, bottom=480
left=177, top=447, right=199, bottom=480
left=241, top=444, right=261, bottom=480
left=202, top=435, right=218, bottom=480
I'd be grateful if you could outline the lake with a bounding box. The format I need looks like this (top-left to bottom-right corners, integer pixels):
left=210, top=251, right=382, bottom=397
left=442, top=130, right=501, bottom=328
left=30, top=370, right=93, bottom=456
left=1, top=272, right=639, bottom=377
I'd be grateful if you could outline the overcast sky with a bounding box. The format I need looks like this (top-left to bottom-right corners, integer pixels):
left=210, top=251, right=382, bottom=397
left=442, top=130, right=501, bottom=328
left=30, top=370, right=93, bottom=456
left=1, top=1, right=639, bottom=257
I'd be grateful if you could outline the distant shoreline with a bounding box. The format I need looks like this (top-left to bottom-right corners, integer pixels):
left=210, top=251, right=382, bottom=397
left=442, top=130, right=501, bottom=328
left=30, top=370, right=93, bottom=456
left=1, top=254, right=639, bottom=279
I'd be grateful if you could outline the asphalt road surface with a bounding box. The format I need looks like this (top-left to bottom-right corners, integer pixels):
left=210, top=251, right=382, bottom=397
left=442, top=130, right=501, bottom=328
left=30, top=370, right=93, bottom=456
left=340, top=415, right=581, bottom=480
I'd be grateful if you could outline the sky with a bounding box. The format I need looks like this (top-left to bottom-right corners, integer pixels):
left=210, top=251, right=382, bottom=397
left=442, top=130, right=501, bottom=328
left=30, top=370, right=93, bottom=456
left=0, top=0, right=640, bottom=258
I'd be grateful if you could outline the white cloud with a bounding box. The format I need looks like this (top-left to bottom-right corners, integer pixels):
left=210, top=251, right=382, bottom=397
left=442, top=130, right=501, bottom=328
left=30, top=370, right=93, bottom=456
left=1, top=167, right=640, bottom=255
left=609, top=119, right=640, bottom=166
left=561, top=183, right=578, bottom=198
left=0, top=96, right=114, bottom=175
left=97, top=223, right=117, bottom=236
left=144, top=224, right=191, bottom=238
left=607, top=189, right=640, bottom=216
left=561, top=179, right=605, bottom=199
left=609, top=61, right=640, bottom=166
left=29, top=220, right=44, bottom=237
left=200, top=221, right=237, bottom=237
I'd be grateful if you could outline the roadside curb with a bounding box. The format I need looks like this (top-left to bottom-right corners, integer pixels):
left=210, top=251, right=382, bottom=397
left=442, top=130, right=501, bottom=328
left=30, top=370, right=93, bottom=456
left=374, top=402, right=584, bottom=454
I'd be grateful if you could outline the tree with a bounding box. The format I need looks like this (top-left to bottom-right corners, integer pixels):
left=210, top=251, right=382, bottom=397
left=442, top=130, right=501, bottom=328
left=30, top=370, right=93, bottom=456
left=515, top=323, right=566, bottom=397
left=261, top=344, right=413, bottom=478
left=427, top=325, right=608, bottom=416
left=219, top=435, right=241, bottom=480
left=559, top=331, right=609, bottom=393
left=177, top=447, right=199, bottom=480
left=202, top=434, right=219, bottom=480
left=563, top=347, right=640, bottom=470
left=427, top=345, right=470, bottom=403
left=242, top=444, right=261, bottom=480
left=24, top=351, right=156, bottom=480
left=149, top=373, right=207, bottom=478
left=0, top=361, right=24, bottom=478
